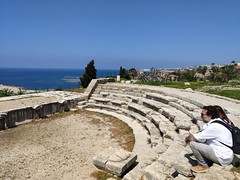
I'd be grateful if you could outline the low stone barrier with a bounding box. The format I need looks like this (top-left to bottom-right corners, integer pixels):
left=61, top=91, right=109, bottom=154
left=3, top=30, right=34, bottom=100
left=0, top=96, right=90, bottom=130
left=0, top=100, right=68, bottom=130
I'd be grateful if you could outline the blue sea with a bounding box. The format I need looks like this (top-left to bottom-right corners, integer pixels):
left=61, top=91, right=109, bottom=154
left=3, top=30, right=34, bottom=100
left=0, top=68, right=119, bottom=90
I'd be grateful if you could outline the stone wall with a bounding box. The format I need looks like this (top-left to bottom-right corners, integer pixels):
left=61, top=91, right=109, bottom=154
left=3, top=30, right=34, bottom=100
left=0, top=100, right=74, bottom=130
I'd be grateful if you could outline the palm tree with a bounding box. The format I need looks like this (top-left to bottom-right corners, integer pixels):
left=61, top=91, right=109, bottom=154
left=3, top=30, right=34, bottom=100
left=208, top=65, right=221, bottom=82
left=221, top=65, right=237, bottom=82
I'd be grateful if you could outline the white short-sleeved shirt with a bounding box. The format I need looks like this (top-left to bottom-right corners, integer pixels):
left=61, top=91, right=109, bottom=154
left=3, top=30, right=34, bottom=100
left=194, top=118, right=233, bottom=166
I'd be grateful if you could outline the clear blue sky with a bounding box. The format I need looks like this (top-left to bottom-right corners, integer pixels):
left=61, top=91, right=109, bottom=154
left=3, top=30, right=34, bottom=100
left=0, top=0, right=239, bottom=70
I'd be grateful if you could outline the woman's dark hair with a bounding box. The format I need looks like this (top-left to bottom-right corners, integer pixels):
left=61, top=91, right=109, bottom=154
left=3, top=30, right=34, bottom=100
left=213, top=105, right=230, bottom=123
left=202, top=105, right=218, bottom=119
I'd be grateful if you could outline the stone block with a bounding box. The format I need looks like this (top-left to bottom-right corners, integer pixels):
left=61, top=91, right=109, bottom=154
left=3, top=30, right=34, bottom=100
left=144, top=161, right=175, bottom=180
left=171, top=150, right=194, bottom=177
left=93, top=148, right=137, bottom=177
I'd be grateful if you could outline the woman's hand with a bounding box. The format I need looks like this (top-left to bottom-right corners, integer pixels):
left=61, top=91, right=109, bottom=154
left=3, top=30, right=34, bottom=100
left=185, top=134, right=196, bottom=144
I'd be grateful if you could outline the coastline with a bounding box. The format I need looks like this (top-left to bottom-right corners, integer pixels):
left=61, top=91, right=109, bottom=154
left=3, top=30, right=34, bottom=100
left=0, top=84, right=35, bottom=94
left=0, top=68, right=118, bottom=90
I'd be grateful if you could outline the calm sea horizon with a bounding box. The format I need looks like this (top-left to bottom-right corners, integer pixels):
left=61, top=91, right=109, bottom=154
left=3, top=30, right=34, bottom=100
left=0, top=68, right=119, bottom=90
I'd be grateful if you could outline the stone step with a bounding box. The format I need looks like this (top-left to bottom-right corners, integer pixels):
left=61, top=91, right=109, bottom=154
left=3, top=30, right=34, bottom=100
left=127, top=103, right=151, bottom=117
left=77, top=100, right=87, bottom=106
left=90, top=97, right=111, bottom=104
left=142, top=98, right=167, bottom=111
left=121, top=108, right=151, bottom=123
left=145, top=92, right=178, bottom=104
left=99, top=92, right=109, bottom=97
left=83, top=102, right=120, bottom=112
left=91, top=93, right=132, bottom=105
left=144, top=161, right=176, bottom=179
left=150, top=114, right=178, bottom=140
left=144, top=122, right=162, bottom=147
left=165, top=92, right=205, bottom=108
left=160, top=106, right=192, bottom=130
left=96, top=85, right=146, bottom=98
left=169, top=101, right=201, bottom=119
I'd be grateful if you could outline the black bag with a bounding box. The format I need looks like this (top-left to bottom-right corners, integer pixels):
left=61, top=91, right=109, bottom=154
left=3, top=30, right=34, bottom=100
left=211, top=120, right=240, bottom=154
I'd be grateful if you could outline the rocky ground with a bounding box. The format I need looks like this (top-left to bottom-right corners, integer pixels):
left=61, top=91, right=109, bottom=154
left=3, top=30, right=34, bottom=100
left=0, top=110, right=122, bottom=180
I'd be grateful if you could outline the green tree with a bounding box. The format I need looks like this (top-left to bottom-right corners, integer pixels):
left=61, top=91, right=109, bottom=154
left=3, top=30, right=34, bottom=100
left=208, top=65, right=221, bottom=82
left=221, top=65, right=237, bottom=82
left=80, top=60, right=97, bottom=88
left=196, top=66, right=207, bottom=75
left=178, top=69, right=196, bottom=81
left=208, top=64, right=238, bottom=83
left=119, top=66, right=131, bottom=80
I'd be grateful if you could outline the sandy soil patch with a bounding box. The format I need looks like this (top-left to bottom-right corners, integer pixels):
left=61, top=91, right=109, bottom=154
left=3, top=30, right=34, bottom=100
left=0, top=110, right=122, bottom=180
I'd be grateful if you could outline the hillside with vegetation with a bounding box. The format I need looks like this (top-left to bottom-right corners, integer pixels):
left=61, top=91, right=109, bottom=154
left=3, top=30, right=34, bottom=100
left=123, top=61, right=240, bottom=100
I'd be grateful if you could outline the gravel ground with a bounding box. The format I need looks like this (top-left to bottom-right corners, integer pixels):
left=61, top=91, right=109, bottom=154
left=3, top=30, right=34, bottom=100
left=0, top=110, right=121, bottom=180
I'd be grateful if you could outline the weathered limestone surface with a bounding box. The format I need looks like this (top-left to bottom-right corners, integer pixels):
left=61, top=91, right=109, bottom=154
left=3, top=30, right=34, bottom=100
left=93, top=147, right=137, bottom=177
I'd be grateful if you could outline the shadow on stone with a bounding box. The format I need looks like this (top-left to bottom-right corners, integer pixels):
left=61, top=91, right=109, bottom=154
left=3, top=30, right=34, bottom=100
left=232, top=155, right=240, bottom=167
left=120, top=161, right=139, bottom=178
left=191, top=118, right=197, bottom=124
left=171, top=170, right=179, bottom=178
left=184, top=153, right=198, bottom=166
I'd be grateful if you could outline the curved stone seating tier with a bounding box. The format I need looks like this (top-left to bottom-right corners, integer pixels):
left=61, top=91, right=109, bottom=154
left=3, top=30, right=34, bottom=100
left=80, top=81, right=240, bottom=179
left=86, top=85, right=200, bottom=133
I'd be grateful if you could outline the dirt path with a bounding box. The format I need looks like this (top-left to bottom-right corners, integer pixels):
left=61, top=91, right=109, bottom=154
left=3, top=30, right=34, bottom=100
left=0, top=110, right=122, bottom=180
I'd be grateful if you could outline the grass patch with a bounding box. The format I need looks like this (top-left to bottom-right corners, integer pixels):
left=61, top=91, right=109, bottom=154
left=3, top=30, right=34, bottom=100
left=91, top=170, right=121, bottom=180
left=135, top=81, right=227, bottom=90
left=206, top=89, right=240, bottom=100
left=231, top=167, right=240, bottom=174
left=91, top=112, right=135, bottom=152
left=66, top=88, right=85, bottom=93
left=135, top=81, right=240, bottom=100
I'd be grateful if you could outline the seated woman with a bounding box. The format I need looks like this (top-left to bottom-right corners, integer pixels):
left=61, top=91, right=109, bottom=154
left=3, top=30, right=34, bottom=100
left=185, top=105, right=233, bottom=173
